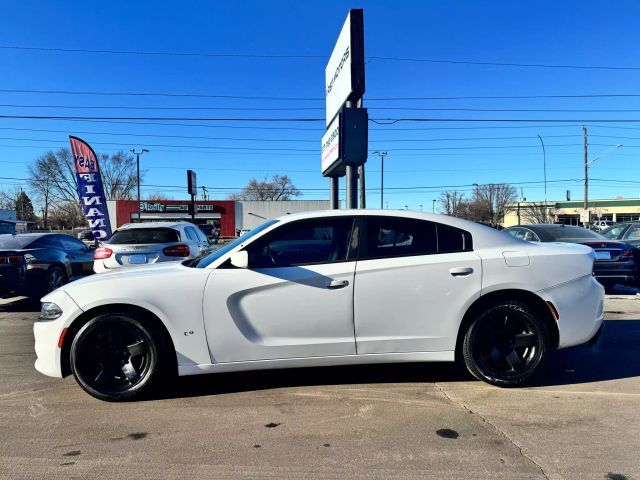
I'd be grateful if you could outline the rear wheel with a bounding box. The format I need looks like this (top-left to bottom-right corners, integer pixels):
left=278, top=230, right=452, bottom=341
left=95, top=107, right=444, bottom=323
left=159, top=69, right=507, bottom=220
left=47, top=265, right=67, bottom=292
left=70, top=313, right=166, bottom=401
left=462, top=302, right=548, bottom=387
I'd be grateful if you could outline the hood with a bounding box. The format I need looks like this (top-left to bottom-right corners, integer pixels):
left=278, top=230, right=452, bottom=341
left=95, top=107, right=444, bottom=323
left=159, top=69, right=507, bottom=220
left=56, top=261, right=187, bottom=292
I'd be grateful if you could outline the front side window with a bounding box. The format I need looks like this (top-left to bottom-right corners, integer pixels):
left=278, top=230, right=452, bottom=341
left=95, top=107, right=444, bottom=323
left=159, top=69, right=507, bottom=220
left=60, top=236, right=88, bottom=252
left=247, top=217, right=354, bottom=268
left=624, top=224, right=640, bottom=241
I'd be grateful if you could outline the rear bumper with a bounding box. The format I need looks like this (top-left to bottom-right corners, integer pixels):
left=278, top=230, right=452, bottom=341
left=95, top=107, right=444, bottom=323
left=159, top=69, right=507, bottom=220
left=537, top=275, right=605, bottom=349
left=593, top=260, right=636, bottom=283
left=0, top=265, right=27, bottom=295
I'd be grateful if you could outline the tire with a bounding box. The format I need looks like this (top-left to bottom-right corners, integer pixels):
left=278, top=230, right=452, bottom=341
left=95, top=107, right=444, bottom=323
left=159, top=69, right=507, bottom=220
left=70, top=312, right=167, bottom=401
left=462, top=301, right=549, bottom=387
left=46, top=265, right=67, bottom=293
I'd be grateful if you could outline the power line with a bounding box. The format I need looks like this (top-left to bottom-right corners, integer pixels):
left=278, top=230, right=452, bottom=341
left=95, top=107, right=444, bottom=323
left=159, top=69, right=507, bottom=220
left=0, top=103, right=324, bottom=111
left=5, top=88, right=640, bottom=101
left=3, top=44, right=640, bottom=70
left=4, top=115, right=640, bottom=123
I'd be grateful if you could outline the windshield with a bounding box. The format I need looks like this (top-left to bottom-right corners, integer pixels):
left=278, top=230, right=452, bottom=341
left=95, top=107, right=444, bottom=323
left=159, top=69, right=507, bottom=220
left=108, top=228, right=180, bottom=245
left=544, top=226, right=605, bottom=242
left=0, top=235, right=37, bottom=249
left=193, top=219, right=279, bottom=268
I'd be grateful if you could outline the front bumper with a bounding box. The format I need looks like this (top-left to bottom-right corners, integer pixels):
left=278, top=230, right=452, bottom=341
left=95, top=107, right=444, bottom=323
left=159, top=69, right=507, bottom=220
left=33, top=291, right=84, bottom=378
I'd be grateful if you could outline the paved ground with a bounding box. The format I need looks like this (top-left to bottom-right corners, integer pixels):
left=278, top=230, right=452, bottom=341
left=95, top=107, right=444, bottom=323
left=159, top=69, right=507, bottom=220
left=1, top=295, right=639, bottom=480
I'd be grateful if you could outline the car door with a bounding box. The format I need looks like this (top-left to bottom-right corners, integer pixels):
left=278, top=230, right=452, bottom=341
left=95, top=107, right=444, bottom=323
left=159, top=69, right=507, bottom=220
left=202, top=216, right=358, bottom=363
left=59, top=236, right=94, bottom=276
left=353, top=216, right=482, bottom=354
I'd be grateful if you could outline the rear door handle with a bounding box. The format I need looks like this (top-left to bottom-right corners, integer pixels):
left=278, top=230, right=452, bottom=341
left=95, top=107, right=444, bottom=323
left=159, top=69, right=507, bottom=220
left=449, top=267, right=474, bottom=277
left=327, top=279, right=349, bottom=289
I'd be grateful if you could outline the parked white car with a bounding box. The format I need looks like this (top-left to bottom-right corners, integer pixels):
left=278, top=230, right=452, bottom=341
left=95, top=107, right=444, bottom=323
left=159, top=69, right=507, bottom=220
left=34, top=210, right=604, bottom=401
left=93, top=221, right=211, bottom=273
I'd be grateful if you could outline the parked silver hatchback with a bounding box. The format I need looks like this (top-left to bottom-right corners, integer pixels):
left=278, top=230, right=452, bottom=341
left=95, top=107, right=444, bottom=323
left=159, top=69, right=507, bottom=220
left=93, top=221, right=212, bottom=273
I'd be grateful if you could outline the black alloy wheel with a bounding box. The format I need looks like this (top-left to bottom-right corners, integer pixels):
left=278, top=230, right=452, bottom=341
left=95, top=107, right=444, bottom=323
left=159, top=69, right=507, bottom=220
left=70, top=313, right=162, bottom=401
left=463, top=302, right=548, bottom=387
left=47, top=266, right=67, bottom=292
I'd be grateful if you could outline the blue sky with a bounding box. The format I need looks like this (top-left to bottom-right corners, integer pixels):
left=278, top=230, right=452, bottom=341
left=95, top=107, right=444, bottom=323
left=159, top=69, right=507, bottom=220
left=2, top=0, right=640, bottom=210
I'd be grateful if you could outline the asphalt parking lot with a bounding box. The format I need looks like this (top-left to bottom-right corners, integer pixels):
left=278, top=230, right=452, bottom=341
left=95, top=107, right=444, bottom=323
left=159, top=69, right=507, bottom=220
left=1, top=295, right=639, bottom=480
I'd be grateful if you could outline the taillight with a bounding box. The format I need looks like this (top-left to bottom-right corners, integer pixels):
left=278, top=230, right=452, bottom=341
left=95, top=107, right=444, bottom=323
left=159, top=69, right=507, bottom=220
left=622, top=249, right=634, bottom=259
left=93, top=247, right=113, bottom=260
left=162, top=244, right=190, bottom=257
left=1, top=255, right=23, bottom=265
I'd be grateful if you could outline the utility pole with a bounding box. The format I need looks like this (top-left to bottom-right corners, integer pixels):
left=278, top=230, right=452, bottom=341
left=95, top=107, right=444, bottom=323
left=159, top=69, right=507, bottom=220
left=358, top=164, right=366, bottom=209
left=201, top=186, right=208, bottom=201
left=583, top=127, right=589, bottom=227
left=371, top=151, right=387, bottom=209
left=130, top=148, right=149, bottom=222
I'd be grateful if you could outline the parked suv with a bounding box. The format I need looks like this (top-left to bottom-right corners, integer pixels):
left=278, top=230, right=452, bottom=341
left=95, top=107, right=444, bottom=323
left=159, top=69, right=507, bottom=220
left=93, top=222, right=212, bottom=273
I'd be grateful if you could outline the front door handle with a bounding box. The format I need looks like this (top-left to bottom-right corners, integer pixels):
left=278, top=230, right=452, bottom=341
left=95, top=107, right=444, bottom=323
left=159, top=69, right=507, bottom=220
left=327, top=279, right=349, bottom=289
left=449, top=267, right=474, bottom=277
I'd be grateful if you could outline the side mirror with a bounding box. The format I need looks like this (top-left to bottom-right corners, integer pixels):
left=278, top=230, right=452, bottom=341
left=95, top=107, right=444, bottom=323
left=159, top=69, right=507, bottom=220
left=230, top=250, right=249, bottom=269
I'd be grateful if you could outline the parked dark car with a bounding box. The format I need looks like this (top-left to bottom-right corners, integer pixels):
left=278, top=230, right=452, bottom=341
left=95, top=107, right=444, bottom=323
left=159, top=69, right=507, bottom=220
left=0, top=233, right=95, bottom=297
left=600, top=222, right=640, bottom=247
left=505, top=224, right=638, bottom=289
left=77, top=229, right=94, bottom=241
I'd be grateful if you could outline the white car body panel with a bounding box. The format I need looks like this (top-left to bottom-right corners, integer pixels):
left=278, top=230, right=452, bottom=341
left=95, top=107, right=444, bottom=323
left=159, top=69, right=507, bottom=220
left=203, top=262, right=357, bottom=362
left=353, top=251, right=482, bottom=354
left=33, top=210, right=604, bottom=381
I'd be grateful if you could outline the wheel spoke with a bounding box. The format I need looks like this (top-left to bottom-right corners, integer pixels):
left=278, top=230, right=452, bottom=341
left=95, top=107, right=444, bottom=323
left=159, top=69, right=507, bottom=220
left=126, top=341, right=147, bottom=358
left=506, top=350, right=524, bottom=372
left=513, top=333, right=537, bottom=348
left=121, top=361, right=140, bottom=383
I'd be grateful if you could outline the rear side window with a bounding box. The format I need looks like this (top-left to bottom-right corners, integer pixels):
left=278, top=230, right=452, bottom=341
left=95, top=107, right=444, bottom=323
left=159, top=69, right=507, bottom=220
left=184, top=227, right=198, bottom=242
left=437, top=224, right=473, bottom=252
left=29, top=235, right=64, bottom=250
left=362, top=217, right=437, bottom=259
left=108, top=228, right=179, bottom=245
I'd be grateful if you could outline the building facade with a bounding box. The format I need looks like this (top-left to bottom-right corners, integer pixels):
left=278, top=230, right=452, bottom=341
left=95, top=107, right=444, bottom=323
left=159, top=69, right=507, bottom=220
left=107, top=200, right=331, bottom=237
left=503, top=198, right=640, bottom=227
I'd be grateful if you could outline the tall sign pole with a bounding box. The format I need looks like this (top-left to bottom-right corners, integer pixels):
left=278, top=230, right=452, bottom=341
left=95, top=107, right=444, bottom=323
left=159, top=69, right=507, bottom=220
left=322, top=9, right=367, bottom=209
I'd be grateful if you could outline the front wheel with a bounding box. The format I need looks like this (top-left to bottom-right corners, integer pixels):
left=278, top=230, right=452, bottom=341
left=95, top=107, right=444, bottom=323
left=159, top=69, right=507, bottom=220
left=70, top=313, right=164, bottom=401
left=462, top=302, right=548, bottom=387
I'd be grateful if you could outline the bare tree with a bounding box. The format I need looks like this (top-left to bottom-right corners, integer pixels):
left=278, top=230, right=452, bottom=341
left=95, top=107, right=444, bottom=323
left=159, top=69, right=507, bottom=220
left=229, top=175, right=301, bottom=201
left=439, top=190, right=468, bottom=218
left=522, top=203, right=556, bottom=224
left=469, top=183, right=517, bottom=227
left=0, top=187, right=21, bottom=210
left=99, top=151, right=140, bottom=200
left=146, top=192, right=172, bottom=201
left=47, top=201, right=85, bottom=230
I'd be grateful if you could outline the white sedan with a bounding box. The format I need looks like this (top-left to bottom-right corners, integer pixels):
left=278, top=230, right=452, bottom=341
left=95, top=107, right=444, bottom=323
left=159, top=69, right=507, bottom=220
left=34, top=210, right=604, bottom=401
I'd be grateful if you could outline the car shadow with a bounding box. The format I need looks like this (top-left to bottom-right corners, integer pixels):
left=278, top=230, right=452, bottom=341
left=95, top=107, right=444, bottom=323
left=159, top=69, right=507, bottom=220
left=0, top=296, right=40, bottom=313
left=154, top=319, right=640, bottom=400
left=156, top=362, right=469, bottom=401
left=531, top=319, right=640, bottom=387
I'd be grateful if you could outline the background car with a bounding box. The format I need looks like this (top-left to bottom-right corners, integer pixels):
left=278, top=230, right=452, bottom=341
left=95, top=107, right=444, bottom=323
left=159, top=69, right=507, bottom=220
left=600, top=222, right=640, bottom=248
left=35, top=211, right=604, bottom=401
left=505, top=224, right=638, bottom=289
left=77, top=229, right=93, bottom=241
left=0, top=233, right=95, bottom=297
left=591, top=220, right=613, bottom=232
left=93, top=221, right=212, bottom=273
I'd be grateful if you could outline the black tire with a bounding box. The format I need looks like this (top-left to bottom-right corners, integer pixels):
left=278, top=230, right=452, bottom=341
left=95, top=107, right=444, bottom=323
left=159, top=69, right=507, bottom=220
left=462, top=301, right=549, bottom=387
left=70, top=312, right=167, bottom=401
left=46, top=265, right=67, bottom=293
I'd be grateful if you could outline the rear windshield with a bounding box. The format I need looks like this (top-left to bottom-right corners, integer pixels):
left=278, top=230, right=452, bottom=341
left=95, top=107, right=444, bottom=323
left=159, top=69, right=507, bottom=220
left=0, top=235, right=36, bottom=249
left=544, top=226, right=605, bottom=242
left=108, top=228, right=179, bottom=245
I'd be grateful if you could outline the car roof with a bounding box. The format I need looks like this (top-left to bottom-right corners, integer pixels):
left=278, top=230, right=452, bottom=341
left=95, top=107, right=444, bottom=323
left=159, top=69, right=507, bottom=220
left=117, top=221, right=193, bottom=230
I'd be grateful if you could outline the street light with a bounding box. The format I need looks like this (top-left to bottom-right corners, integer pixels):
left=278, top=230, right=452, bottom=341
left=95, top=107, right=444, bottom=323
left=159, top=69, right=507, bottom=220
left=130, top=148, right=149, bottom=222
left=584, top=143, right=622, bottom=226
left=371, top=151, right=388, bottom=209
left=432, top=199, right=437, bottom=213
left=537, top=134, right=547, bottom=201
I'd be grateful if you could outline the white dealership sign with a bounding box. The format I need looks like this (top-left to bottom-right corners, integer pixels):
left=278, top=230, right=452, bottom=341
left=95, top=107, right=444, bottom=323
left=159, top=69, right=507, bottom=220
left=321, top=115, right=341, bottom=175
left=324, top=9, right=365, bottom=126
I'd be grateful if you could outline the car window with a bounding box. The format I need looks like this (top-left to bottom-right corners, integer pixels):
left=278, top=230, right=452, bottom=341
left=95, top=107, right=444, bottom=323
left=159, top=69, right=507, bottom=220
left=60, top=236, right=88, bottom=252
left=506, top=228, right=525, bottom=240
left=624, top=225, right=640, bottom=240
left=438, top=223, right=473, bottom=252
left=193, top=227, right=208, bottom=243
left=362, top=217, right=437, bottom=259
left=108, top=228, right=180, bottom=244
left=522, top=230, right=540, bottom=242
left=247, top=217, right=354, bottom=268
left=184, top=227, right=198, bottom=242
left=29, top=235, right=64, bottom=249
left=602, top=224, right=627, bottom=239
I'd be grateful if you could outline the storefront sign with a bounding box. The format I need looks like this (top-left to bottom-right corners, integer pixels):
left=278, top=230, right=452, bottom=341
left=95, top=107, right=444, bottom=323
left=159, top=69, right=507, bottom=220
left=139, top=202, right=216, bottom=213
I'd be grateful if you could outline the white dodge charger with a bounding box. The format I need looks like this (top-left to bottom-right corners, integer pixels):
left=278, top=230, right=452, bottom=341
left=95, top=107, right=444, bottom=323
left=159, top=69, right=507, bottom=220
left=34, top=210, right=604, bottom=401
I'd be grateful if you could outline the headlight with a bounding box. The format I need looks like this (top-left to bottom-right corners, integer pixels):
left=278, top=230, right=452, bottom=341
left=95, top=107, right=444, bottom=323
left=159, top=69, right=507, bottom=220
left=39, top=302, right=63, bottom=320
